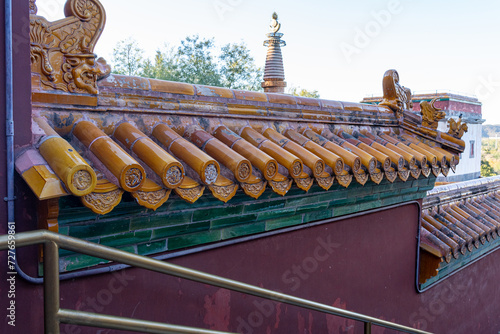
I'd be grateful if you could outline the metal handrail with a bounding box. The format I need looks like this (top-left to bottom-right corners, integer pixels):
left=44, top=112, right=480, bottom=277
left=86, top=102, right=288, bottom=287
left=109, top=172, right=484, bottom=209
left=0, top=230, right=432, bottom=334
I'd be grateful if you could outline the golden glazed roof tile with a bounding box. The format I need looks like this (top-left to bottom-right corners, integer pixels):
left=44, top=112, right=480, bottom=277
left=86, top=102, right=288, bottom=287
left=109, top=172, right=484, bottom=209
left=20, top=111, right=467, bottom=216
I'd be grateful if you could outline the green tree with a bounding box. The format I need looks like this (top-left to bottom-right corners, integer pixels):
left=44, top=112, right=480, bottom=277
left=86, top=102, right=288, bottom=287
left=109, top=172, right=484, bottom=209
left=111, top=38, right=144, bottom=76
left=142, top=47, right=178, bottom=81
left=111, top=35, right=264, bottom=90
left=175, top=35, right=221, bottom=86
left=481, top=159, right=496, bottom=177
left=288, top=86, right=320, bottom=98
left=219, top=42, right=262, bottom=91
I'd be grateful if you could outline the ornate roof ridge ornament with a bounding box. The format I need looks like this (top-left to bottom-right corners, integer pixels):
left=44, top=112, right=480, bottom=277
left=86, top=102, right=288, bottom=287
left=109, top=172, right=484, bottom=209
left=269, top=12, right=281, bottom=34
left=30, top=0, right=111, bottom=95
left=262, top=12, right=287, bottom=93
left=380, top=69, right=413, bottom=119
left=29, top=0, right=37, bottom=15
left=421, top=98, right=446, bottom=129
left=447, top=115, right=468, bottom=139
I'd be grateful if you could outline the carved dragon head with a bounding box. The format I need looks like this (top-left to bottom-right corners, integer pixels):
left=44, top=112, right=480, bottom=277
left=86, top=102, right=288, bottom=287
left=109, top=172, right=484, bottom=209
left=421, top=98, right=446, bottom=129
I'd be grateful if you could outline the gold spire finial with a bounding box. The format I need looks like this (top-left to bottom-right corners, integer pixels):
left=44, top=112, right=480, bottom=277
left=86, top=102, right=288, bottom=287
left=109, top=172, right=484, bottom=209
left=270, top=12, right=281, bottom=34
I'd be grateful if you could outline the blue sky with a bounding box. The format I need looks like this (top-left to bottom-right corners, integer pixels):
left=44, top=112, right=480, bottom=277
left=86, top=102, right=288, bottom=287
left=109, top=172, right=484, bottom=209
left=39, top=0, right=500, bottom=123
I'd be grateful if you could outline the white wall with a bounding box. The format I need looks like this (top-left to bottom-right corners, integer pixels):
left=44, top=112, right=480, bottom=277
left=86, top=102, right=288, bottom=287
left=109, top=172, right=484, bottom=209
left=437, top=118, right=482, bottom=182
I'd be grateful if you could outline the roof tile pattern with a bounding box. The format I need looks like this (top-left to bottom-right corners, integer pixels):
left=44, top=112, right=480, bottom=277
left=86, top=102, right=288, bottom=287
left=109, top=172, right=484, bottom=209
left=419, top=177, right=500, bottom=286
left=19, top=112, right=458, bottom=215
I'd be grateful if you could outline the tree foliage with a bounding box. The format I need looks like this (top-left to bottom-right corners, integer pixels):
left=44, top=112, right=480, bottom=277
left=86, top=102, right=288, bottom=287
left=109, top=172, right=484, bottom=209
left=112, top=35, right=263, bottom=91
left=481, top=159, right=496, bottom=177
left=111, top=38, right=144, bottom=76
left=142, top=47, right=178, bottom=81
left=288, top=86, right=320, bottom=98
left=219, top=42, right=262, bottom=91
left=175, top=36, right=222, bottom=86
left=481, top=138, right=500, bottom=177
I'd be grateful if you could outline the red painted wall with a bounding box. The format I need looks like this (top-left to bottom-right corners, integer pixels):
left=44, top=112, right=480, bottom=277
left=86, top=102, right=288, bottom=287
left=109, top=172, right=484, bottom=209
left=0, top=1, right=34, bottom=333
left=4, top=203, right=500, bottom=334
left=412, top=100, right=482, bottom=115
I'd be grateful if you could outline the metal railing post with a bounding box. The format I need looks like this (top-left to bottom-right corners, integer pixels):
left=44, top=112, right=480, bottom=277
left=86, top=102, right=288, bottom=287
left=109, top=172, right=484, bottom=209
left=44, top=241, right=60, bottom=333
left=365, top=321, right=372, bottom=334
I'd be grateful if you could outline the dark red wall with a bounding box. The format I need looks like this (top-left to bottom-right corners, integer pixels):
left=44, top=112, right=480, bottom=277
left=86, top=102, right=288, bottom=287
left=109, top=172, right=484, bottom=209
left=4, top=203, right=500, bottom=334
left=0, top=0, right=33, bottom=230
left=0, top=1, right=35, bottom=332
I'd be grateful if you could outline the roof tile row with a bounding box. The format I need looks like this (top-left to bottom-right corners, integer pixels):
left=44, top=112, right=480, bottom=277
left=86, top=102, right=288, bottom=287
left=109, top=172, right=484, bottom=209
left=17, top=116, right=457, bottom=215
left=420, top=183, right=500, bottom=285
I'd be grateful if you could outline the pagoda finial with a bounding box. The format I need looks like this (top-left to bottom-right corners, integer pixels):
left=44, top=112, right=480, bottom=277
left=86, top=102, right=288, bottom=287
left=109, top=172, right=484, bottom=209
left=262, top=12, right=287, bottom=93
left=270, top=12, right=281, bottom=33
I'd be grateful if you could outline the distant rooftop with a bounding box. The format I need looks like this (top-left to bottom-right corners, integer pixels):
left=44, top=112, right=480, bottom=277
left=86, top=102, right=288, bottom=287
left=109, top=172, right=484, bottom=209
left=363, top=91, right=480, bottom=105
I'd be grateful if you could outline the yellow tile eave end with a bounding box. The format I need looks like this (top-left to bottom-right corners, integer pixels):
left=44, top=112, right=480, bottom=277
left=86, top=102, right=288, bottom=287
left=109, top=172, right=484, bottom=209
left=22, top=165, right=68, bottom=200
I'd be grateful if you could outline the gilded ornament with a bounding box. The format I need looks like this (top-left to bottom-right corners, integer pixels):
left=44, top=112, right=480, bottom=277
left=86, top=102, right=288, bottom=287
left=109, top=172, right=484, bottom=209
left=125, top=168, right=143, bottom=189
left=421, top=166, right=431, bottom=178
left=295, top=177, right=313, bottom=192
left=410, top=168, right=421, bottom=180
left=270, top=12, right=281, bottom=34
left=241, top=181, right=266, bottom=199
left=266, top=162, right=277, bottom=179
left=30, top=0, right=111, bottom=95
left=398, top=169, right=410, bottom=182
left=133, top=189, right=170, bottom=211
left=334, top=160, right=344, bottom=176
left=204, top=163, right=218, bottom=185
left=269, top=178, right=292, bottom=196
left=175, top=186, right=205, bottom=204
left=238, top=163, right=251, bottom=181
left=447, top=116, right=468, bottom=139
left=317, top=175, right=334, bottom=191
left=209, top=184, right=238, bottom=203
left=336, top=173, right=353, bottom=188
left=314, top=161, right=324, bottom=177
left=30, top=0, right=38, bottom=14
left=292, top=161, right=302, bottom=178
left=354, top=171, right=369, bottom=186
left=165, top=166, right=183, bottom=186
left=380, top=69, right=413, bottom=118
left=384, top=169, right=397, bottom=183
left=81, top=189, right=123, bottom=215
left=369, top=171, right=384, bottom=185
left=421, top=98, right=446, bottom=129
left=72, top=170, right=92, bottom=191
left=441, top=166, right=450, bottom=177
left=431, top=167, right=441, bottom=178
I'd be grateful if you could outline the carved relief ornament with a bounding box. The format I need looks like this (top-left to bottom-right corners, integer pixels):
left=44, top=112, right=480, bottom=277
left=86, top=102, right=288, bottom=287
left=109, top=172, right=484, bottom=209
left=421, top=98, right=446, bottom=129
left=30, top=0, right=111, bottom=95
left=447, top=116, right=468, bottom=139
left=380, top=69, right=413, bottom=119
left=241, top=178, right=267, bottom=199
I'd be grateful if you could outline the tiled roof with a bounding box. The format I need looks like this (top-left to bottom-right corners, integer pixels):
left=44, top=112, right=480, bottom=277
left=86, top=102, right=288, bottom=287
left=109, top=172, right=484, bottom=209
left=24, top=0, right=467, bottom=218
left=18, top=104, right=460, bottom=215
left=419, top=177, right=500, bottom=287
